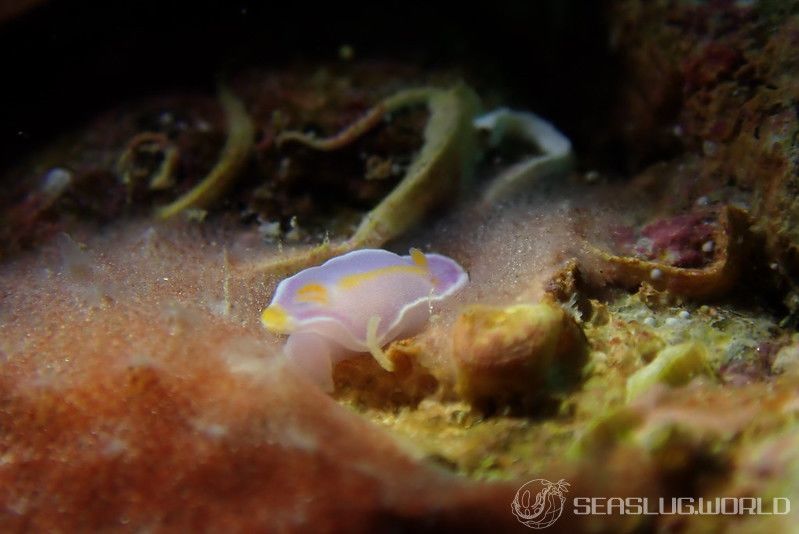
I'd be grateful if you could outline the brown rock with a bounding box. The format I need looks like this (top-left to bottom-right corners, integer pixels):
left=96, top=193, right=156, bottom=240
left=452, top=301, right=588, bottom=413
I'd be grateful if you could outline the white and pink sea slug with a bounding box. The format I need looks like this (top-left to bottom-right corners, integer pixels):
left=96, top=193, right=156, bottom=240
left=261, top=248, right=468, bottom=390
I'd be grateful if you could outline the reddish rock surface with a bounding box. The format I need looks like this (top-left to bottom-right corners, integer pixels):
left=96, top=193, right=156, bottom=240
left=0, top=228, right=527, bottom=532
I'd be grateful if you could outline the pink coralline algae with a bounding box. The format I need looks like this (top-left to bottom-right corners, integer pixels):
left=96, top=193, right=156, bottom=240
left=620, top=212, right=717, bottom=268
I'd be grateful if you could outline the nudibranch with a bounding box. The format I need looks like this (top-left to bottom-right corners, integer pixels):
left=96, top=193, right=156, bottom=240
left=261, top=248, right=468, bottom=388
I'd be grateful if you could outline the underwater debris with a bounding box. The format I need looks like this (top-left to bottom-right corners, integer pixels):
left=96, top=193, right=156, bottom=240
left=452, top=301, right=587, bottom=412
left=39, top=167, right=73, bottom=203
left=251, top=85, right=480, bottom=275
left=116, top=132, right=180, bottom=196
left=626, top=341, right=715, bottom=402
left=155, top=87, right=254, bottom=219
left=473, top=108, right=574, bottom=204
left=261, top=248, right=467, bottom=390
left=1, top=167, right=73, bottom=248
left=544, top=259, right=581, bottom=302
left=585, top=205, right=752, bottom=299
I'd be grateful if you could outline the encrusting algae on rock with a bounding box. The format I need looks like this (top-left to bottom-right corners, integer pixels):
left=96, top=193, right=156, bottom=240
left=452, top=301, right=588, bottom=413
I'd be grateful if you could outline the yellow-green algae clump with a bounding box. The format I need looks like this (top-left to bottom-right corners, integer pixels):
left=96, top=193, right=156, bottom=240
left=350, top=289, right=787, bottom=490
left=625, top=341, right=715, bottom=402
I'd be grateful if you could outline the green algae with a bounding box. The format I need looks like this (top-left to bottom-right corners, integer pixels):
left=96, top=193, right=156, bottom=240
left=625, top=342, right=715, bottom=402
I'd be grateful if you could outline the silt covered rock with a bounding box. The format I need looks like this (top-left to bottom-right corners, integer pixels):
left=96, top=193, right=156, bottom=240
left=452, top=301, right=588, bottom=412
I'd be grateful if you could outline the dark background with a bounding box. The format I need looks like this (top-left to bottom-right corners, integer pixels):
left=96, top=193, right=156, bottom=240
left=0, top=0, right=616, bottom=172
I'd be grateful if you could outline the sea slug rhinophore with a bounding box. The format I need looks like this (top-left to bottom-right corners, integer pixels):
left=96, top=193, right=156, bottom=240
left=261, top=248, right=468, bottom=390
